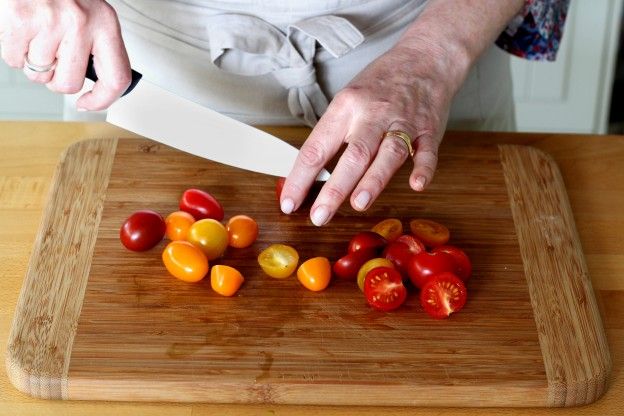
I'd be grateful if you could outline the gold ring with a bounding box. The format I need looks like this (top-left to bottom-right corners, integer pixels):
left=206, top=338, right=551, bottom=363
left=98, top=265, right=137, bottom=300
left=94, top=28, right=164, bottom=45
left=383, top=130, right=414, bottom=158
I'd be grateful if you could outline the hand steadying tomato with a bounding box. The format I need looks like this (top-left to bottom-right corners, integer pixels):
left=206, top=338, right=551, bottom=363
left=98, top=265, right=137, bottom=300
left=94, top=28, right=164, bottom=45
left=420, top=272, right=467, bottom=319
left=297, top=257, right=332, bottom=291
left=348, top=231, right=387, bottom=254
left=407, top=250, right=456, bottom=288
left=333, top=248, right=376, bottom=280
left=120, top=210, right=166, bottom=251
left=364, top=266, right=407, bottom=311
left=432, top=245, right=472, bottom=281
left=180, top=188, right=224, bottom=221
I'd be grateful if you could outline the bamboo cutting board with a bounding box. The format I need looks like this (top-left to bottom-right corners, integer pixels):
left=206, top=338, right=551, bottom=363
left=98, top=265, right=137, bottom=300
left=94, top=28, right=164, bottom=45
left=6, top=138, right=610, bottom=407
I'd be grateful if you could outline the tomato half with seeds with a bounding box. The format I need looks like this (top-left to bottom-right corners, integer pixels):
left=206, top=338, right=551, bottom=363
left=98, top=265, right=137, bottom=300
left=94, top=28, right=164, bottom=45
left=348, top=231, right=387, bottom=254
left=120, top=210, right=166, bottom=251
left=258, top=244, right=299, bottom=279
left=357, top=257, right=394, bottom=291
left=226, top=215, right=259, bottom=248
left=162, top=240, right=209, bottom=283
left=165, top=211, right=195, bottom=241
left=297, top=257, right=332, bottom=291
left=420, top=272, right=467, bottom=319
left=409, top=218, right=450, bottom=247
left=333, top=248, right=376, bottom=280
left=180, top=188, right=224, bottom=221
left=363, top=267, right=407, bottom=312
left=407, top=250, right=456, bottom=289
left=210, top=265, right=244, bottom=296
left=371, top=218, right=402, bottom=242
left=187, top=218, right=229, bottom=260
left=432, top=245, right=472, bottom=281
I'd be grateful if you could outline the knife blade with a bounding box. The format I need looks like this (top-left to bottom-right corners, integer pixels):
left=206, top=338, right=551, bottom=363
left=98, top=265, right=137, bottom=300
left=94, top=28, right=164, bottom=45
left=85, top=57, right=330, bottom=180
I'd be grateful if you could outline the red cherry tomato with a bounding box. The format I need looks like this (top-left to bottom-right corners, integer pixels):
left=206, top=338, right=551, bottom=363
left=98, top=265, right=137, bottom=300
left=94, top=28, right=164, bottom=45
left=395, top=234, right=425, bottom=255
left=179, top=188, right=224, bottom=221
left=332, top=248, right=376, bottom=280
left=420, top=272, right=467, bottom=319
left=382, top=241, right=414, bottom=276
left=363, top=267, right=407, bottom=312
left=407, top=250, right=457, bottom=289
left=120, top=210, right=166, bottom=251
left=348, top=231, right=387, bottom=254
left=409, top=218, right=450, bottom=247
left=432, top=245, right=472, bottom=281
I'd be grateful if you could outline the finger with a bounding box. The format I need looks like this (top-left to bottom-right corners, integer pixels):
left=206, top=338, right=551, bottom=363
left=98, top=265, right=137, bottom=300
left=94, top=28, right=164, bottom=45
left=24, top=31, right=60, bottom=84
left=0, top=29, right=31, bottom=69
left=309, top=120, right=384, bottom=226
left=409, top=134, right=440, bottom=192
left=350, top=130, right=411, bottom=211
left=46, top=32, right=90, bottom=94
left=280, top=107, right=349, bottom=215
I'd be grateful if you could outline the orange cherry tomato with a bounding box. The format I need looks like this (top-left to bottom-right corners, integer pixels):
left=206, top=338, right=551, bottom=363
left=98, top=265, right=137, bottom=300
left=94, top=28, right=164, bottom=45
left=357, top=257, right=395, bottom=291
left=409, top=218, right=450, bottom=247
left=371, top=218, right=403, bottom=242
left=187, top=218, right=229, bottom=260
left=258, top=244, right=299, bottom=279
left=297, top=257, right=332, bottom=292
left=226, top=215, right=259, bottom=248
left=162, top=240, right=209, bottom=283
left=165, top=211, right=195, bottom=241
left=210, top=265, right=244, bottom=296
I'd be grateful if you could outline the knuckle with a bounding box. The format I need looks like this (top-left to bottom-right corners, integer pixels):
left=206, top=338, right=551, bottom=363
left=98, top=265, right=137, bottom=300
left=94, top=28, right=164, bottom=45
left=323, top=186, right=347, bottom=203
left=298, top=142, right=326, bottom=168
left=344, top=140, right=372, bottom=166
left=381, top=135, right=409, bottom=159
left=50, top=81, right=82, bottom=94
left=366, top=172, right=386, bottom=193
left=333, top=86, right=362, bottom=108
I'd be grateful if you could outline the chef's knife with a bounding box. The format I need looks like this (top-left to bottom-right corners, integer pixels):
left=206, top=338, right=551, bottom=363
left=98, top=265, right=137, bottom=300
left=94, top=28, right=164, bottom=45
left=85, top=57, right=330, bottom=180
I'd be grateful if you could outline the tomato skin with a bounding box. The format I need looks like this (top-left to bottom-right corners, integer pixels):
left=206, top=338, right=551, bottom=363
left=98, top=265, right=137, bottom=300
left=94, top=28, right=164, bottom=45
left=409, top=219, right=450, bottom=247
left=180, top=188, right=224, bottom=221
left=407, top=250, right=457, bottom=289
left=210, top=265, right=244, bottom=296
left=120, top=210, right=166, bottom=251
left=382, top=241, right=414, bottom=276
left=395, top=234, right=426, bottom=255
left=348, top=231, right=387, bottom=254
left=258, top=244, right=299, bottom=279
left=420, top=272, right=467, bottom=319
left=363, top=266, right=407, bottom=311
left=297, top=257, right=332, bottom=291
left=187, top=219, right=229, bottom=260
left=162, top=240, right=209, bottom=282
left=226, top=215, right=259, bottom=248
left=432, top=245, right=472, bottom=281
left=333, top=248, right=376, bottom=280
left=165, top=211, right=195, bottom=241
left=371, top=218, right=403, bottom=242
left=276, top=177, right=286, bottom=201
left=357, top=258, right=394, bottom=291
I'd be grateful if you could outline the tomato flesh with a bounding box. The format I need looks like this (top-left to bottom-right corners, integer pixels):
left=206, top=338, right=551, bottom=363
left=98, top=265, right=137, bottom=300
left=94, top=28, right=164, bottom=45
left=371, top=218, right=403, bottom=242
left=120, top=210, right=166, bottom=251
left=258, top=244, right=299, bottom=279
left=180, top=188, right=224, bottom=221
left=407, top=250, right=456, bottom=288
left=363, top=267, right=407, bottom=311
left=357, top=258, right=394, bottom=291
left=420, top=272, right=467, bottom=319
left=409, top=219, right=450, bottom=247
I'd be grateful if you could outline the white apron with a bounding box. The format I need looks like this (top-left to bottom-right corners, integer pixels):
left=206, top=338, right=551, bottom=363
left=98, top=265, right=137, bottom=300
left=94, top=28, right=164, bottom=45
left=66, top=0, right=515, bottom=131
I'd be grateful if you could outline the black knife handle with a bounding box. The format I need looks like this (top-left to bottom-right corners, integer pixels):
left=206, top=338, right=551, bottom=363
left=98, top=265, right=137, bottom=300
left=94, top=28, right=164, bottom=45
left=85, top=54, right=142, bottom=97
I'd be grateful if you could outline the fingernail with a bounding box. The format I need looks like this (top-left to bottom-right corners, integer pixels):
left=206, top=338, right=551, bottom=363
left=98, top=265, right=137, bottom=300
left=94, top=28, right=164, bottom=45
left=354, top=191, right=371, bottom=210
left=311, top=205, right=330, bottom=227
left=414, top=176, right=426, bottom=191
left=77, top=107, right=87, bottom=112
left=281, top=198, right=294, bottom=214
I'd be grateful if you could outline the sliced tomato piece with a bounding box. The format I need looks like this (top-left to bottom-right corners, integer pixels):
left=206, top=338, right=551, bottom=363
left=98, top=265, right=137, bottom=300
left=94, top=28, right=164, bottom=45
left=371, top=218, right=403, bottom=242
left=210, top=265, right=244, bottom=296
left=395, top=234, right=425, bottom=255
left=363, top=267, right=407, bottom=312
left=432, top=245, right=472, bottom=281
left=357, top=257, right=394, bottom=291
left=409, top=219, right=450, bottom=247
left=297, top=257, right=332, bottom=291
left=258, top=244, right=299, bottom=279
left=420, top=272, right=467, bottom=319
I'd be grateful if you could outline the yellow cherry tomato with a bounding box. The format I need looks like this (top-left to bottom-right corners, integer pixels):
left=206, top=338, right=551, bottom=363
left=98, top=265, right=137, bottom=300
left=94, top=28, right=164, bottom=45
left=371, top=218, right=403, bottom=242
left=226, top=215, right=259, bottom=248
left=162, top=240, right=209, bottom=282
left=357, top=257, right=395, bottom=291
left=210, top=265, right=244, bottom=296
left=258, top=244, right=299, bottom=279
left=297, top=257, right=332, bottom=292
left=165, top=210, right=195, bottom=241
left=187, top=218, right=229, bottom=260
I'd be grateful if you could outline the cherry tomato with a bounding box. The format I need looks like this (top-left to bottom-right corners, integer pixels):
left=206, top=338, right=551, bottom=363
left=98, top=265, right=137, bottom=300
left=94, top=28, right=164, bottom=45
left=409, top=218, right=450, bottom=247
left=363, top=266, right=407, bottom=312
left=165, top=211, right=195, bottom=241
left=395, top=234, right=426, bottom=255
left=348, top=231, right=387, bottom=254
left=210, top=265, right=245, bottom=296
left=371, top=218, right=403, bottom=242
left=180, top=188, right=224, bottom=221
left=382, top=241, right=414, bottom=276
left=120, top=210, right=166, bottom=251
left=276, top=177, right=286, bottom=201
left=187, top=219, right=229, bottom=260
left=297, top=257, right=332, bottom=291
left=162, top=240, right=209, bottom=282
left=226, top=215, right=259, bottom=248
left=432, top=245, right=472, bottom=281
left=357, top=257, right=394, bottom=291
left=258, top=244, right=299, bottom=279
left=407, top=250, right=456, bottom=289
left=420, top=272, right=467, bottom=319
left=332, top=248, right=376, bottom=280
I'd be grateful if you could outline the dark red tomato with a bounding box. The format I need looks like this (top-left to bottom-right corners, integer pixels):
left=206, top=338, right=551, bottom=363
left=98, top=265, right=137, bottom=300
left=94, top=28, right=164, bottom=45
left=420, top=272, right=467, bottom=319
left=364, top=267, right=407, bottom=312
left=382, top=241, right=413, bottom=276
left=179, top=188, right=224, bottom=221
left=332, top=248, right=376, bottom=280
left=432, top=245, right=472, bottom=281
left=120, top=210, right=166, bottom=251
left=407, top=250, right=456, bottom=289
left=348, top=231, right=387, bottom=254
left=395, top=234, right=425, bottom=255
left=276, top=177, right=286, bottom=201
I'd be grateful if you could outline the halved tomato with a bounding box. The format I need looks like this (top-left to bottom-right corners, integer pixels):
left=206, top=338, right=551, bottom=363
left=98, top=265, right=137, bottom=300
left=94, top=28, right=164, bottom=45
left=371, top=218, right=402, bottom=242
left=363, top=266, right=407, bottom=311
left=357, top=258, right=394, bottom=291
left=210, top=265, right=244, bottom=296
left=258, top=244, right=299, bottom=279
left=420, top=272, right=467, bottom=319
left=297, top=257, right=332, bottom=291
left=409, top=219, right=450, bottom=247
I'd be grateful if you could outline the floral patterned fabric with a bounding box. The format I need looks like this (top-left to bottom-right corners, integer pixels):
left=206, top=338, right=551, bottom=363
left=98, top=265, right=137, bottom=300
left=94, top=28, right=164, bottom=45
left=496, top=0, right=571, bottom=61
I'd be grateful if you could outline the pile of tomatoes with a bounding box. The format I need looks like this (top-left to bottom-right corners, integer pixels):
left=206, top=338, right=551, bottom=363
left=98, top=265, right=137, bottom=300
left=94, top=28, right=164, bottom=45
left=120, top=188, right=258, bottom=296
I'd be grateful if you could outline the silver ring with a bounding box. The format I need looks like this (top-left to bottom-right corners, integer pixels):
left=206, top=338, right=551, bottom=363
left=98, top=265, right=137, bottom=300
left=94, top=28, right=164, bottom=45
left=24, top=56, right=56, bottom=73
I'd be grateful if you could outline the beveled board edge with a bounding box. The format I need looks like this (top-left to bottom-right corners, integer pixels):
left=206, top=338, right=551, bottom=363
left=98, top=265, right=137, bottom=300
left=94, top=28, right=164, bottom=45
left=499, top=144, right=612, bottom=407
left=5, top=138, right=118, bottom=399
